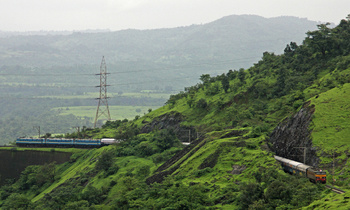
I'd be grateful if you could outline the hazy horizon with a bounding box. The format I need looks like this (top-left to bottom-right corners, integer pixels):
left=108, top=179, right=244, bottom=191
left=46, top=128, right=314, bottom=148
left=0, top=14, right=319, bottom=34
left=0, top=0, right=348, bottom=32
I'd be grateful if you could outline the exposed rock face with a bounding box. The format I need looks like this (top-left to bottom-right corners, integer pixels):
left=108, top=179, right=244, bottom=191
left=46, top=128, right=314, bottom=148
left=140, top=111, right=197, bottom=142
left=141, top=112, right=184, bottom=132
left=268, top=102, right=320, bottom=166
left=230, top=165, right=247, bottom=175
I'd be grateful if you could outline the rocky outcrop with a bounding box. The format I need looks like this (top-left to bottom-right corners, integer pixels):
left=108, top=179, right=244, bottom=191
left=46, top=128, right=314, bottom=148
left=140, top=111, right=197, bottom=142
left=141, top=112, right=184, bottom=132
left=268, top=102, right=320, bottom=166
left=230, top=165, right=247, bottom=175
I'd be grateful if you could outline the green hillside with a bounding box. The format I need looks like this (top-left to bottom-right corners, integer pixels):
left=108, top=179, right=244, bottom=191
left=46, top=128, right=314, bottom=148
left=310, top=83, right=350, bottom=149
left=1, top=16, right=350, bottom=209
left=0, top=15, right=318, bottom=146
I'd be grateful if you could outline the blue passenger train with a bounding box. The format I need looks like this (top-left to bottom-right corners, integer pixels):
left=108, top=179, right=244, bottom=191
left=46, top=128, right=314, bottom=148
left=16, top=138, right=118, bottom=148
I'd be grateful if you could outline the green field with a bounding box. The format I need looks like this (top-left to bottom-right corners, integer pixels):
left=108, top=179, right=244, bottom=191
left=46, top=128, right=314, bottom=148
left=53, top=105, right=161, bottom=121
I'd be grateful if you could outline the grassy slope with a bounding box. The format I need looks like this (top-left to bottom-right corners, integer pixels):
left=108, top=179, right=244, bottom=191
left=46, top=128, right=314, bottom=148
left=10, top=66, right=347, bottom=208
left=3, top=21, right=350, bottom=209
left=310, top=82, right=350, bottom=150
left=304, top=83, right=350, bottom=209
left=28, top=146, right=158, bottom=204
left=135, top=65, right=350, bottom=207
left=305, top=190, right=350, bottom=209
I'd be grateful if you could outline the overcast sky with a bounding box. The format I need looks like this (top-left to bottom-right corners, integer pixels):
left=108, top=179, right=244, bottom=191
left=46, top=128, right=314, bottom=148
left=1, top=0, right=349, bottom=31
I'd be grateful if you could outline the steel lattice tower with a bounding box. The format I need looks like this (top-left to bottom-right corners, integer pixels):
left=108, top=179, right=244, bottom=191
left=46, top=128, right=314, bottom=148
left=94, top=56, right=111, bottom=128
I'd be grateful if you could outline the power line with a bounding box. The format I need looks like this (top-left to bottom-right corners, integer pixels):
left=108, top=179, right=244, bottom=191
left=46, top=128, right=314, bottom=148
left=0, top=56, right=261, bottom=77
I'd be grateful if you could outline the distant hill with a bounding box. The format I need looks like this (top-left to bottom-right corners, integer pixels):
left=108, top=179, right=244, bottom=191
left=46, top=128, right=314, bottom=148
left=0, top=15, right=319, bottom=91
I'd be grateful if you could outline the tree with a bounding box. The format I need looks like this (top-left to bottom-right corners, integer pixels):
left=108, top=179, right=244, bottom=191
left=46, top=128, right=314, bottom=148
left=205, top=82, right=221, bottom=95
left=136, top=165, right=150, bottom=178
left=80, top=185, right=104, bottom=205
left=2, top=193, right=32, bottom=210
left=200, top=74, right=211, bottom=88
left=239, top=183, right=263, bottom=209
left=304, top=23, right=333, bottom=57
left=265, top=180, right=292, bottom=205
left=196, top=98, right=208, bottom=109
left=273, top=67, right=288, bottom=97
left=237, top=68, right=246, bottom=83
left=221, top=74, right=230, bottom=93
left=152, top=129, right=178, bottom=152
left=187, top=93, right=195, bottom=108
left=284, top=42, right=298, bottom=55
left=227, top=69, right=237, bottom=80
left=95, top=151, right=114, bottom=171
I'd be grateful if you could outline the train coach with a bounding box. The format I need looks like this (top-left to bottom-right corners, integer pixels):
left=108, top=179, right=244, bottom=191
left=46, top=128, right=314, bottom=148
left=16, top=138, right=119, bottom=148
left=274, top=155, right=326, bottom=183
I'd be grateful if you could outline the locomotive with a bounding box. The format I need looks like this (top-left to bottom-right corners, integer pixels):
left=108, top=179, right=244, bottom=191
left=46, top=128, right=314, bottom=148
left=274, top=155, right=326, bottom=183
left=16, top=138, right=119, bottom=148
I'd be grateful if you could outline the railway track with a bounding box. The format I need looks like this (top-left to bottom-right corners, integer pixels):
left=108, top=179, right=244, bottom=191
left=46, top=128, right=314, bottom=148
left=325, top=185, right=346, bottom=194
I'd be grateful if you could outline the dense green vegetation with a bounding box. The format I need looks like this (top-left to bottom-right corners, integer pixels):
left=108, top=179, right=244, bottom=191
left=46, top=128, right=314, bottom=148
left=0, top=15, right=318, bottom=145
left=1, top=15, right=350, bottom=209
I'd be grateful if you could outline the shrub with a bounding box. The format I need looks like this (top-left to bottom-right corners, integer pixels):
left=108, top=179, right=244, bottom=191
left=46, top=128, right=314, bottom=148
left=196, top=98, right=208, bottom=109
left=17, top=163, right=56, bottom=190
left=2, top=193, right=32, bottom=210
left=135, top=165, right=151, bottom=178
left=135, top=142, right=158, bottom=157
left=239, top=183, right=263, bottom=209
left=64, top=200, right=89, bottom=210
left=194, top=167, right=213, bottom=177
left=249, top=126, right=262, bottom=138
left=205, top=82, right=221, bottom=95
left=80, top=185, right=104, bottom=205
left=106, top=164, right=120, bottom=176
left=293, top=99, right=304, bottom=110
left=95, top=151, right=114, bottom=171
left=151, top=129, right=179, bottom=152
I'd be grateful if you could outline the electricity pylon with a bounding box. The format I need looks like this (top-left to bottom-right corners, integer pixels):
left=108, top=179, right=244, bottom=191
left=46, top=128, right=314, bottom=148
left=94, top=56, right=111, bottom=128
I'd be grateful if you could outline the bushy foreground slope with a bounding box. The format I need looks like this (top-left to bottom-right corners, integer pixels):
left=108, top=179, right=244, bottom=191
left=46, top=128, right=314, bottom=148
left=1, top=16, right=350, bottom=209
